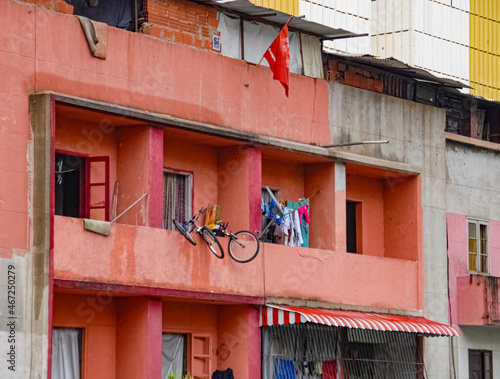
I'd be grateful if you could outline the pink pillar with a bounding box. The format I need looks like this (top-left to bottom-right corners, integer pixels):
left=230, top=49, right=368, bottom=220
left=116, top=297, right=162, bottom=379
left=216, top=305, right=261, bottom=379
left=148, top=126, right=164, bottom=228
left=304, top=161, right=339, bottom=251
left=217, top=146, right=262, bottom=235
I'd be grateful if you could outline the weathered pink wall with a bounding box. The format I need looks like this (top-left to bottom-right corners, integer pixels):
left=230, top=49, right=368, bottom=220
left=116, top=297, right=162, bottom=379
left=52, top=293, right=117, bottom=379
left=448, top=213, right=500, bottom=325
left=304, top=162, right=337, bottom=251
left=1, top=0, right=331, bottom=255
left=383, top=176, right=420, bottom=261
left=163, top=134, right=218, bottom=212
left=217, top=305, right=261, bottom=379
left=54, top=216, right=265, bottom=297
left=263, top=243, right=419, bottom=310
left=262, top=158, right=305, bottom=202
left=346, top=173, right=385, bottom=256
left=116, top=126, right=150, bottom=226
left=162, top=301, right=218, bottom=376
left=217, top=146, right=261, bottom=234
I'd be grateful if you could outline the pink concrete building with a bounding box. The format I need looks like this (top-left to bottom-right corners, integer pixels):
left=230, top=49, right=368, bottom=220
left=0, top=1, right=463, bottom=378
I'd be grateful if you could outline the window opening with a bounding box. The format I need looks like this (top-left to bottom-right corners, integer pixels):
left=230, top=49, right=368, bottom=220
left=162, top=333, right=188, bottom=379
left=64, top=0, right=144, bottom=32
left=55, top=153, right=85, bottom=218
left=468, top=219, right=488, bottom=274
left=164, top=171, right=193, bottom=230
left=346, top=201, right=360, bottom=253
left=469, top=349, right=492, bottom=379
left=55, top=153, right=110, bottom=221
left=52, top=327, right=83, bottom=379
left=261, top=188, right=280, bottom=243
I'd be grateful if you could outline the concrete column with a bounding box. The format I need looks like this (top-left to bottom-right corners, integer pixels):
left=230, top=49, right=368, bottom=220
left=147, top=126, right=164, bottom=228
left=304, top=161, right=343, bottom=251
left=116, top=125, right=163, bottom=227
left=334, top=162, right=347, bottom=253
left=216, top=305, right=260, bottom=379
left=29, top=93, right=54, bottom=378
left=217, top=146, right=262, bottom=235
left=116, top=297, right=162, bottom=379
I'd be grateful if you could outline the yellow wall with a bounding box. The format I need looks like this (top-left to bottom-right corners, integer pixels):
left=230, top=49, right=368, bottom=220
left=249, top=0, right=299, bottom=16
left=470, top=0, right=500, bottom=100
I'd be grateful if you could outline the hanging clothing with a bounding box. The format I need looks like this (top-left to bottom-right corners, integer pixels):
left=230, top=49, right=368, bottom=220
left=212, top=368, right=234, bottom=379
left=280, top=207, right=291, bottom=245
left=286, top=199, right=310, bottom=247
left=275, top=358, right=297, bottom=379
left=291, top=210, right=304, bottom=247
left=322, top=360, right=337, bottom=379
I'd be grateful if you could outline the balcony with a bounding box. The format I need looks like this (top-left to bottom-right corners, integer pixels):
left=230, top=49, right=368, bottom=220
left=457, top=275, right=500, bottom=326
left=53, top=216, right=419, bottom=311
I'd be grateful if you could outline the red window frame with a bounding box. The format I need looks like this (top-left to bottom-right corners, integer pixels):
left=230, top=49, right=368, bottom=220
left=85, top=156, right=110, bottom=221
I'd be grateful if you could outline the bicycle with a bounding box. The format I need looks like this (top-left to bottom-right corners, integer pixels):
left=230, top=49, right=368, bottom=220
left=210, top=221, right=260, bottom=263
left=172, top=208, right=224, bottom=259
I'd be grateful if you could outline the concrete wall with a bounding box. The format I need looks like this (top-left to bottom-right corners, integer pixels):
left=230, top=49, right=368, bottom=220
left=328, top=81, right=450, bottom=379
left=446, top=139, right=500, bottom=378
left=457, top=326, right=500, bottom=379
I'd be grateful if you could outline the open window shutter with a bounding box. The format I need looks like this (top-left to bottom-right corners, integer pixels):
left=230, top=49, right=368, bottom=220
left=190, top=334, right=210, bottom=379
left=85, top=156, right=110, bottom=221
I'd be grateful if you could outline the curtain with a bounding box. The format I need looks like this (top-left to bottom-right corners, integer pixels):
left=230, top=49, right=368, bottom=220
left=218, top=12, right=302, bottom=74
left=164, top=172, right=191, bottom=230
left=52, top=328, right=81, bottom=379
left=301, top=34, right=324, bottom=79
left=162, top=334, right=185, bottom=379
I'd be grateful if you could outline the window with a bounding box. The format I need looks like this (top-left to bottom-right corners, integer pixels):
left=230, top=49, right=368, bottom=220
left=163, top=171, right=193, bottom=230
left=55, top=153, right=110, bottom=221
left=468, top=219, right=488, bottom=273
left=469, top=349, right=492, bottom=379
left=261, top=188, right=280, bottom=243
left=162, top=333, right=187, bottom=379
left=346, top=201, right=361, bottom=253
left=52, top=327, right=83, bottom=379
left=65, top=0, right=144, bottom=32
left=161, top=333, right=210, bottom=379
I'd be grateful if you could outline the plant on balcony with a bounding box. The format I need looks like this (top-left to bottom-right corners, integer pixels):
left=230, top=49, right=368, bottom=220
left=167, top=374, right=193, bottom=379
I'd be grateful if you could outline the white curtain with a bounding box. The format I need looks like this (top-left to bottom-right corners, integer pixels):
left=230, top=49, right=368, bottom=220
left=162, top=333, right=185, bottom=379
left=218, top=12, right=242, bottom=59
left=52, top=328, right=81, bottom=379
left=301, top=34, right=324, bottom=79
left=218, top=12, right=303, bottom=74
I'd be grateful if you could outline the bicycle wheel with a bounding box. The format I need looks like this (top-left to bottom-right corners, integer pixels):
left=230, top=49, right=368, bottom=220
left=173, top=219, right=197, bottom=246
left=201, top=227, right=224, bottom=259
left=228, top=231, right=260, bottom=263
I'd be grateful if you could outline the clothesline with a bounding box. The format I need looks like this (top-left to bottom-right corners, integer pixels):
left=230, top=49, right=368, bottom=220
left=261, top=196, right=310, bottom=247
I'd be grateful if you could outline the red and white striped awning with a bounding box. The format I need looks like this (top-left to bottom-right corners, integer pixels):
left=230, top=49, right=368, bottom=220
left=260, top=305, right=461, bottom=337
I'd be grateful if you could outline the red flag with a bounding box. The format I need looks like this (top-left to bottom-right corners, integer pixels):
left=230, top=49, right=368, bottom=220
left=264, top=23, right=290, bottom=96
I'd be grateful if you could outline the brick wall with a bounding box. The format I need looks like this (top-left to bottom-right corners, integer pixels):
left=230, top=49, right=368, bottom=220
left=142, top=0, right=219, bottom=50
left=325, top=60, right=383, bottom=94
left=21, top=0, right=74, bottom=14
left=18, top=0, right=219, bottom=51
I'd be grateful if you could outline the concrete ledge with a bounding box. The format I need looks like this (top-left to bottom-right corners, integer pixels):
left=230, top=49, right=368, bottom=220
left=37, top=91, right=421, bottom=174
left=445, top=131, right=500, bottom=152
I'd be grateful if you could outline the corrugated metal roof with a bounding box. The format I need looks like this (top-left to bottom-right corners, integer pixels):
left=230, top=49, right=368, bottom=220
left=330, top=53, right=470, bottom=89
left=195, top=0, right=356, bottom=38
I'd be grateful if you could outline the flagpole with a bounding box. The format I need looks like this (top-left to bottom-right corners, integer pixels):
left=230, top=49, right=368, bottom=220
left=257, top=16, right=294, bottom=67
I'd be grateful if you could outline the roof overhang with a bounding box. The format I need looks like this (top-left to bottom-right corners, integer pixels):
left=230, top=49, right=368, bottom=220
left=261, top=304, right=461, bottom=337
left=328, top=53, right=469, bottom=89
left=194, top=0, right=356, bottom=39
